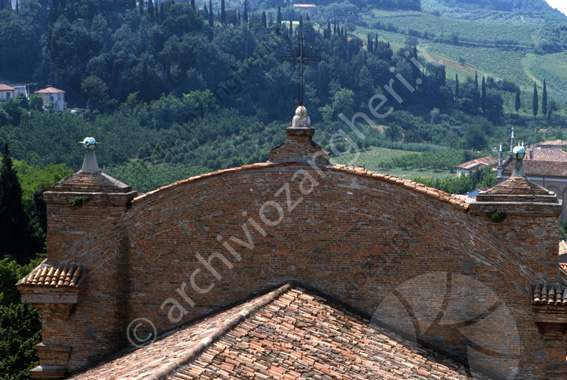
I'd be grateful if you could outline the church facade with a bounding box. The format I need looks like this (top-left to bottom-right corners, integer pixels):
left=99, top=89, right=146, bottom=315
left=18, top=107, right=567, bottom=379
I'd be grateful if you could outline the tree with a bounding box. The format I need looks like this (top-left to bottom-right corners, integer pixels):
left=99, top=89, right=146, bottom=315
left=481, top=76, right=486, bottom=113
left=484, top=89, right=503, bottom=120
left=208, top=0, right=213, bottom=26
left=533, top=82, right=538, bottom=117
left=139, top=0, right=144, bottom=14
left=261, top=11, right=266, bottom=28
left=474, top=71, right=478, bottom=88
left=542, top=79, right=548, bottom=118
left=277, top=6, right=281, bottom=25
left=0, top=144, right=39, bottom=265
left=16, top=93, right=29, bottom=110
left=190, top=0, right=195, bottom=10
left=455, top=74, right=459, bottom=98
left=2, top=99, right=24, bottom=126
left=0, top=257, right=43, bottom=380
left=220, top=0, right=226, bottom=24
left=464, top=125, right=487, bottom=151
left=243, top=0, right=248, bottom=23
left=81, top=75, right=110, bottom=111
left=148, top=0, right=154, bottom=18
left=515, top=89, right=521, bottom=113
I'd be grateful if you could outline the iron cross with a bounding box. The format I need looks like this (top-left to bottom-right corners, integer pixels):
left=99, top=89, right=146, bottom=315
left=280, top=34, right=321, bottom=106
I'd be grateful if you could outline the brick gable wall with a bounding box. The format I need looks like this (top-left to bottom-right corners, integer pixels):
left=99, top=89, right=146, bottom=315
left=19, top=122, right=567, bottom=379
left=25, top=161, right=563, bottom=379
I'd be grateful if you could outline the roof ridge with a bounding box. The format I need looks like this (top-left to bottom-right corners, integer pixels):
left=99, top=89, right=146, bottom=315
left=132, top=162, right=469, bottom=210
left=148, top=282, right=294, bottom=380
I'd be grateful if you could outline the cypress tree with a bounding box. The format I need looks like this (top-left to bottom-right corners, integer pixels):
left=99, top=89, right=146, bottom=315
left=221, top=0, right=226, bottom=24
left=203, top=3, right=208, bottom=20
left=515, top=89, right=521, bottom=113
left=261, top=10, right=266, bottom=28
left=208, top=0, right=213, bottom=26
left=148, top=0, right=154, bottom=18
left=139, top=0, right=144, bottom=15
left=0, top=144, right=38, bottom=264
left=190, top=0, right=195, bottom=10
left=533, top=82, right=538, bottom=117
left=542, top=79, right=548, bottom=117
left=474, top=71, right=478, bottom=88
left=455, top=74, right=459, bottom=98
left=481, top=76, right=486, bottom=113
left=243, top=0, right=248, bottom=22
left=277, top=6, right=281, bottom=25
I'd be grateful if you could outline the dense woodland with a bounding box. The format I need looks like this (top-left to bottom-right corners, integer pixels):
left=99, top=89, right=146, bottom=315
left=1, top=0, right=564, bottom=190
left=1, top=0, right=567, bottom=377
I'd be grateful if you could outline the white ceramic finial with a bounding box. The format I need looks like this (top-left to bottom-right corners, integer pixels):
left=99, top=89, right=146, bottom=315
left=78, top=137, right=100, bottom=173
left=292, top=106, right=311, bottom=128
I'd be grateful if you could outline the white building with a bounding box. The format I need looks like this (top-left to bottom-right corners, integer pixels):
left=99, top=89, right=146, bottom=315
left=0, top=84, right=15, bottom=102
left=35, top=87, right=66, bottom=112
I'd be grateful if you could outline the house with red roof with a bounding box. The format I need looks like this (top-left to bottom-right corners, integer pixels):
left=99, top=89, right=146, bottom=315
left=35, top=87, right=66, bottom=112
left=0, top=83, right=16, bottom=103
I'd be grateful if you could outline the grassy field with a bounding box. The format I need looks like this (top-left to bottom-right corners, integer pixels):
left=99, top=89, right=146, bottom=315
left=365, top=9, right=537, bottom=46
left=330, top=147, right=455, bottom=179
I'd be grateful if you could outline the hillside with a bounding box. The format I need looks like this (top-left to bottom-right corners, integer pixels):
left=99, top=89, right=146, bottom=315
left=336, top=0, right=567, bottom=103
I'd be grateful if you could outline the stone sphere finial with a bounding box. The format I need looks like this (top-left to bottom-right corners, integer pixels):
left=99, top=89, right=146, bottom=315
left=292, top=106, right=311, bottom=128
left=79, top=137, right=97, bottom=151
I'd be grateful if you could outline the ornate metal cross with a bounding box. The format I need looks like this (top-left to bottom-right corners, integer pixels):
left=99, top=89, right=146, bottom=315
left=280, top=34, right=321, bottom=106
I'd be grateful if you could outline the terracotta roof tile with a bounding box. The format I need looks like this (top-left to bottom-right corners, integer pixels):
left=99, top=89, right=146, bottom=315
left=532, top=283, right=567, bottom=305
left=528, top=148, right=567, bottom=162
left=502, top=159, right=567, bottom=177
left=17, top=261, right=83, bottom=288
left=0, top=84, right=15, bottom=91
left=69, top=283, right=490, bottom=380
left=457, top=156, right=498, bottom=170
left=50, top=172, right=133, bottom=193
left=35, top=87, right=65, bottom=94
left=476, top=176, right=556, bottom=203
left=133, top=162, right=469, bottom=211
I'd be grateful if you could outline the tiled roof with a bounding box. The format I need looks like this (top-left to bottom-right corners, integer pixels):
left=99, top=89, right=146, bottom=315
left=502, top=159, right=567, bottom=178
left=50, top=171, right=133, bottom=193
left=476, top=176, right=556, bottom=203
left=35, top=87, right=65, bottom=94
left=532, top=283, right=567, bottom=305
left=17, top=261, right=83, bottom=288
left=69, top=283, right=489, bottom=380
left=457, top=156, right=498, bottom=170
left=537, top=139, right=567, bottom=147
left=0, top=84, right=15, bottom=91
left=527, top=148, right=567, bottom=162
left=133, top=161, right=469, bottom=210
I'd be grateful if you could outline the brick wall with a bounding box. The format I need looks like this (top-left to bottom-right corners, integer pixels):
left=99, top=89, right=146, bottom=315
left=29, top=161, right=563, bottom=379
